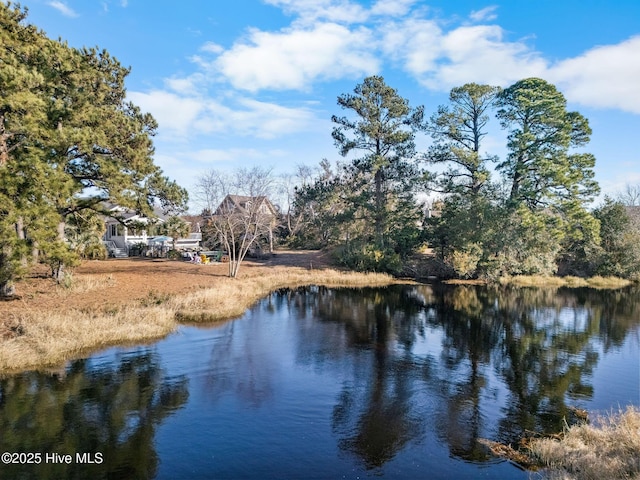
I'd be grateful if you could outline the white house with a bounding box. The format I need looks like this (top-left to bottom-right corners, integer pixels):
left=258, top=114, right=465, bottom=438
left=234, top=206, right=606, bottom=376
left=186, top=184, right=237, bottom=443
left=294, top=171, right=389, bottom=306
left=101, top=202, right=201, bottom=257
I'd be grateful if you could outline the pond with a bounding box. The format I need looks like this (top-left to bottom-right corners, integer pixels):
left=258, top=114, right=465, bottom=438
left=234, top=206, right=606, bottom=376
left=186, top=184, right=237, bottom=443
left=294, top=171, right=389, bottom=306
left=1, top=284, right=638, bottom=479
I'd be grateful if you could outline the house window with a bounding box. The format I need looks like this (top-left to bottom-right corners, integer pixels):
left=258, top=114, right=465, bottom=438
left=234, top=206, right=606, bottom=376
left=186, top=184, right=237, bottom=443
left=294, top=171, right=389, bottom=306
left=110, top=224, right=118, bottom=237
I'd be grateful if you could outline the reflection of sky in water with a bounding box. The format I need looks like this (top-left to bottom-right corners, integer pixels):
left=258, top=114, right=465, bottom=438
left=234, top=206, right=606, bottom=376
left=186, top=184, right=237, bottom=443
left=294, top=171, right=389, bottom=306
left=2, top=285, right=637, bottom=480
left=527, top=307, right=591, bottom=332
left=153, top=285, right=640, bottom=478
left=591, top=328, right=640, bottom=409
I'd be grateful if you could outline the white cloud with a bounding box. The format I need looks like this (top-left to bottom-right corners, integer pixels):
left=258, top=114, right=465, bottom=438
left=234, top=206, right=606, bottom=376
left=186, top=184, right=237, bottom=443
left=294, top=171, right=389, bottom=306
left=379, top=19, right=442, bottom=74
left=47, top=1, right=79, bottom=18
left=371, top=0, right=417, bottom=17
left=263, top=0, right=368, bottom=24
left=469, top=5, right=498, bottom=22
left=231, top=98, right=316, bottom=138
left=384, top=16, right=639, bottom=115
left=128, top=90, right=317, bottom=140
left=164, top=74, right=206, bottom=96
left=200, top=42, right=224, bottom=54
left=214, top=23, right=378, bottom=91
left=175, top=148, right=285, bottom=165
left=381, top=20, right=547, bottom=91
left=548, top=36, right=640, bottom=114
left=598, top=170, right=640, bottom=198
left=433, top=25, right=547, bottom=88
left=128, top=90, right=204, bottom=137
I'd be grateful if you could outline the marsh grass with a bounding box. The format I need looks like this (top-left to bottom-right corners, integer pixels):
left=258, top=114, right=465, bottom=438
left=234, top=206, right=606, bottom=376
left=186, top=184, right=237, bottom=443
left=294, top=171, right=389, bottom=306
left=0, top=267, right=400, bottom=371
left=528, top=407, right=640, bottom=480
left=58, top=273, right=116, bottom=293
left=171, top=267, right=402, bottom=322
left=585, top=276, right=633, bottom=289
left=499, top=275, right=632, bottom=289
left=0, top=305, right=176, bottom=372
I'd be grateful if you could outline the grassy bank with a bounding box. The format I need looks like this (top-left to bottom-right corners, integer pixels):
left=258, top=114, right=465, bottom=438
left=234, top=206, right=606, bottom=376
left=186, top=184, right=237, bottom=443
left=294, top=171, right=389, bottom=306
left=170, top=267, right=401, bottom=322
left=0, top=267, right=403, bottom=372
left=528, top=406, right=640, bottom=480
left=498, top=275, right=633, bottom=289
left=443, top=275, right=633, bottom=289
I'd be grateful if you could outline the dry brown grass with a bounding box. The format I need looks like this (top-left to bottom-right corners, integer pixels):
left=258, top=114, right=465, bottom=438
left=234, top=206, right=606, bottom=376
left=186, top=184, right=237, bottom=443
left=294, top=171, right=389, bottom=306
left=0, top=306, right=176, bottom=372
left=170, top=267, right=405, bottom=322
left=0, top=266, right=401, bottom=372
left=528, top=406, right=640, bottom=480
left=58, top=273, right=117, bottom=293
left=585, top=276, right=633, bottom=289
left=499, top=275, right=631, bottom=289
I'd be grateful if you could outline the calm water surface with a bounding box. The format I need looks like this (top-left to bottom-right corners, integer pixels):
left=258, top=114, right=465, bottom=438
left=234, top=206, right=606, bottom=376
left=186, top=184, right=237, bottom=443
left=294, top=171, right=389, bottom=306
left=1, top=284, right=638, bottom=479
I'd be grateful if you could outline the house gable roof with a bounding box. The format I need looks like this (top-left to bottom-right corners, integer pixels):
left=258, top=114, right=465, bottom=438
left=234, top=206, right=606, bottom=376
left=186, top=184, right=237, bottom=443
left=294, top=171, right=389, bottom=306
left=214, top=194, right=277, bottom=217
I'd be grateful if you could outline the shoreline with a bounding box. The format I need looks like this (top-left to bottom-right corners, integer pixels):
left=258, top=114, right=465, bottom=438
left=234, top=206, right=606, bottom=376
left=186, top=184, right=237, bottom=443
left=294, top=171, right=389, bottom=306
left=0, top=262, right=406, bottom=373
left=483, top=406, right=640, bottom=479
left=0, top=254, right=635, bottom=374
left=443, top=274, right=633, bottom=288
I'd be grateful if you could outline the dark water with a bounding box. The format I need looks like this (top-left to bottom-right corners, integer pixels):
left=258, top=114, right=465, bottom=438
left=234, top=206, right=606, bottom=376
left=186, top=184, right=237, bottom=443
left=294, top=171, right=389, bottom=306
left=1, top=285, right=638, bottom=479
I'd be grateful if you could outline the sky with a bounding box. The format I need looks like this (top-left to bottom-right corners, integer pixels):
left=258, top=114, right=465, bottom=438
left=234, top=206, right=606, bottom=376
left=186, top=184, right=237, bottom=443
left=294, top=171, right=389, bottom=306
left=17, top=0, right=640, bottom=211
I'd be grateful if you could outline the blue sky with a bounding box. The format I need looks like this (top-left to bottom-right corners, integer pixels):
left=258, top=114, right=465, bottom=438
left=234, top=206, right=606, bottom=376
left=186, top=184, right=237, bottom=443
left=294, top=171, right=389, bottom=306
left=19, top=0, right=640, bottom=210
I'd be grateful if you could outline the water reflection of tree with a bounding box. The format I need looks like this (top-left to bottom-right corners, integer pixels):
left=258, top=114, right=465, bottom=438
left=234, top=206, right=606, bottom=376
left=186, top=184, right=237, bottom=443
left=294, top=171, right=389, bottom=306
left=201, top=316, right=275, bottom=407
left=279, top=284, right=640, bottom=468
left=286, top=287, right=428, bottom=469
left=430, top=284, right=640, bottom=446
left=431, top=285, right=503, bottom=461
left=0, top=349, right=189, bottom=479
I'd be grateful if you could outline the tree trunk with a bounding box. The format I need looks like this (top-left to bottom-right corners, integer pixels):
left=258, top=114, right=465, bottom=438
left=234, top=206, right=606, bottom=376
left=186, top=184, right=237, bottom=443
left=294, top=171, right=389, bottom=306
left=0, top=250, right=16, bottom=298
left=15, top=217, right=30, bottom=268
left=269, top=224, right=274, bottom=254
left=0, top=280, right=15, bottom=297
left=374, top=168, right=385, bottom=249
left=53, top=221, right=66, bottom=283
left=0, top=114, right=11, bottom=167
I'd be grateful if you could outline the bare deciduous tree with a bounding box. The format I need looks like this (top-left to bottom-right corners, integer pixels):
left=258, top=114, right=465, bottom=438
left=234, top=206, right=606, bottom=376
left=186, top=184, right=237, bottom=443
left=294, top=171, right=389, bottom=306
left=196, top=167, right=276, bottom=278
left=275, top=164, right=315, bottom=240
left=617, top=183, right=640, bottom=206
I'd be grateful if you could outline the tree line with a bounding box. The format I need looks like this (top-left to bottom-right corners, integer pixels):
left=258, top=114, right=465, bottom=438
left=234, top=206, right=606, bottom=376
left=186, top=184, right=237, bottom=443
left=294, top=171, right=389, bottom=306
left=0, top=3, right=187, bottom=296
left=276, top=76, right=639, bottom=280
left=2, top=3, right=638, bottom=295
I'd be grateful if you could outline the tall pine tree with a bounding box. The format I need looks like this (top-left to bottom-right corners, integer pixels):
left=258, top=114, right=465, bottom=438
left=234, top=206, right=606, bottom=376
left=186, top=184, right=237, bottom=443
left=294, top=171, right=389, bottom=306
left=0, top=3, right=187, bottom=294
left=331, top=76, right=425, bottom=269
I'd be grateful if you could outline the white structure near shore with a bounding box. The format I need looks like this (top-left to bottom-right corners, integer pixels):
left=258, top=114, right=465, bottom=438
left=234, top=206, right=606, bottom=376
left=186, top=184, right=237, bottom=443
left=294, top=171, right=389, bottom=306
left=101, top=203, right=201, bottom=257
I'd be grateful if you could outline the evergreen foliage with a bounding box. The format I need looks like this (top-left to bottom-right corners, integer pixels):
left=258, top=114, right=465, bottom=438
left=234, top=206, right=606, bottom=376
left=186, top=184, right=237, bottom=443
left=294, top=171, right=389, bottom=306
left=593, top=199, right=640, bottom=280
left=0, top=3, right=187, bottom=295
left=294, top=76, right=636, bottom=280
left=427, top=83, right=500, bottom=195
left=308, top=76, right=426, bottom=272
left=496, top=78, right=599, bottom=209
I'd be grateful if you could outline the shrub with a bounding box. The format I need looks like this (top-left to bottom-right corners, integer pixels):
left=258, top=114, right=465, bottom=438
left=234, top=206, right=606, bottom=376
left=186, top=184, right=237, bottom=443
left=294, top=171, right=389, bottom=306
left=334, top=244, right=403, bottom=274
left=82, top=243, right=107, bottom=260
left=129, top=242, right=148, bottom=257
left=166, top=249, right=182, bottom=260
left=448, top=243, right=482, bottom=279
